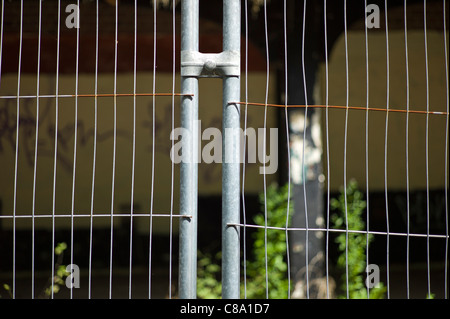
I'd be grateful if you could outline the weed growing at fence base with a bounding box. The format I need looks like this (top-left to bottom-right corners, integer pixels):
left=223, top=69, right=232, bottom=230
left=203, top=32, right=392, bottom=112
left=245, top=183, right=292, bottom=299
left=331, top=180, right=386, bottom=299
left=197, top=251, right=222, bottom=299
left=197, top=183, right=292, bottom=299
left=0, top=242, right=69, bottom=299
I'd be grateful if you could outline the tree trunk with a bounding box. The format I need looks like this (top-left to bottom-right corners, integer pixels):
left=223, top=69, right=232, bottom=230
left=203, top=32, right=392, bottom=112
left=284, top=0, right=325, bottom=299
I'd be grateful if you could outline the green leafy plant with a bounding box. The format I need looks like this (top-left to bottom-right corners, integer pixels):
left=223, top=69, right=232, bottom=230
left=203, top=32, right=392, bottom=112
left=196, top=183, right=292, bottom=299
left=1, top=284, right=13, bottom=299
left=1, top=242, right=70, bottom=299
left=331, top=180, right=386, bottom=299
left=245, top=183, right=292, bottom=299
left=196, top=251, right=222, bottom=299
left=426, top=292, right=435, bottom=299
left=41, top=242, right=70, bottom=298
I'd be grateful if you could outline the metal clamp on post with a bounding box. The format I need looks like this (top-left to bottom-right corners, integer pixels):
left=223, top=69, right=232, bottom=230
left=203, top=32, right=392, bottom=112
left=181, top=50, right=240, bottom=78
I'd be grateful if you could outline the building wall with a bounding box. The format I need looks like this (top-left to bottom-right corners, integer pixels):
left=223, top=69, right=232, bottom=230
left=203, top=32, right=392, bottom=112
left=0, top=72, right=278, bottom=232
left=321, top=30, right=449, bottom=192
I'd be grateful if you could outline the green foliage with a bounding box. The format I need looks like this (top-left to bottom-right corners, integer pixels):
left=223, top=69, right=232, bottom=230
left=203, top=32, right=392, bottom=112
left=196, top=251, right=222, bottom=299
left=245, top=183, right=292, bottom=299
left=1, top=284, right=12, bottom=299
left=1, top=242, right=70, bottom=299
left=55, top=242, right=68, bottom=256
left=331, top=180, right=386, bottom=299
left=43, top=242, right=70, bottom=298
left=196, top=183, right=292, bottom=299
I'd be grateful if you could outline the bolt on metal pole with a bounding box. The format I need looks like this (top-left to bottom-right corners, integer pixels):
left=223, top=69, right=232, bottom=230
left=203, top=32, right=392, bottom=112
left=222, top=0, right=241, bottom=299
left=179, top=0, right=199, bottom=299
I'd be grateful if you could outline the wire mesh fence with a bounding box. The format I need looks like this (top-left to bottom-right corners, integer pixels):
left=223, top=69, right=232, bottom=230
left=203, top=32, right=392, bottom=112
left=0, top=0, right=448, bottom=299
left=0, top=0, right=186, bottom=299
left=235, top=0, right=448, bottom=300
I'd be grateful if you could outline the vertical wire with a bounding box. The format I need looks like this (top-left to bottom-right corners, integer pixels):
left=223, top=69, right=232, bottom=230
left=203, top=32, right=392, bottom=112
left=384, top=0, right=391, bottom=299
left=70, top=0, right=81, bottom=300
left=301, top=0, right=310, bottom=299
left=88, top=0, right=100, bottom=300
left=51, top=0, right=61, bottom=300
left=283, top=0, right=292, bottom=299
left=404, top=0, right=411, bottom=299
left=109, top=0, right=119, bottom=299
left=263, top=0, right=269, bottom=299
left=241, top=0, right=249, bottom=299
left=0, top=0, right=4, bottom=294
left=324, top=0, right=331, bottom=299
left=148, top=0, right=157, bottom=299
left=0, top=0, right=3, bottom=89
left=364, top=0, right=370, bottom=300
left=168, top=0, right=176, bottom=299
left=443, top=0, right=449, bottom=300
left=52, top=1, right=60, bottom=300
left=128, top=0, right=138, bottom=300
left=12, top=0, right=24, bottom=299
left=423, top=0, right=431, bottom=299
left=31, top=0, right=43, bottom=300
left=343, top=0, right=350, bottom=299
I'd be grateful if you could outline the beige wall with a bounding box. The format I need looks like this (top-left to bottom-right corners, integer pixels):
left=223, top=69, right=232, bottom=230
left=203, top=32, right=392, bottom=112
left=320, top=30, right=449, bottom=192
left=0, top=72, right=278, bottom=232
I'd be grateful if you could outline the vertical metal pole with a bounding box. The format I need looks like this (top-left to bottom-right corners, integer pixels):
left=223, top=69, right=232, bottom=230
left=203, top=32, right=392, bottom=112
left=222, top=0, right=241, bottom=299
left=179, top=0, right=240, bottom=299
left=179, top=0, right=199, bottom=299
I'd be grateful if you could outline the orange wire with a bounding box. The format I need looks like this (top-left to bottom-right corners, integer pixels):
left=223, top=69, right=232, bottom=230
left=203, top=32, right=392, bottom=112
left=231, top=101, right=448, bottom=116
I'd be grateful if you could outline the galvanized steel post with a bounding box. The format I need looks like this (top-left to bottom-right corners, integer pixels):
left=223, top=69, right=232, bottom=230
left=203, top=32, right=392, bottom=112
left=221, top=0, right=241, bottom=299
left=179, top=0, right=240, bottom=299
left=179, top=0, right=199, bottom=299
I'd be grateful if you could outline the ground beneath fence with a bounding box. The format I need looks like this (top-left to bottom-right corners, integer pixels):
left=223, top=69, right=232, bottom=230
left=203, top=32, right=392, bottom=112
left=0, top=263, right=446, bottom=299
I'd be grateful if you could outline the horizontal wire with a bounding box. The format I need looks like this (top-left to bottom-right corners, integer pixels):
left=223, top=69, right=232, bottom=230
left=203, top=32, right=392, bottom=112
left=230, top=101, right=449, bottom=116
left=226, top=223, right=449, bottom=239
left=0, top=213, right=192, bottom=219
left=0, top=93, right=193, bottom=99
